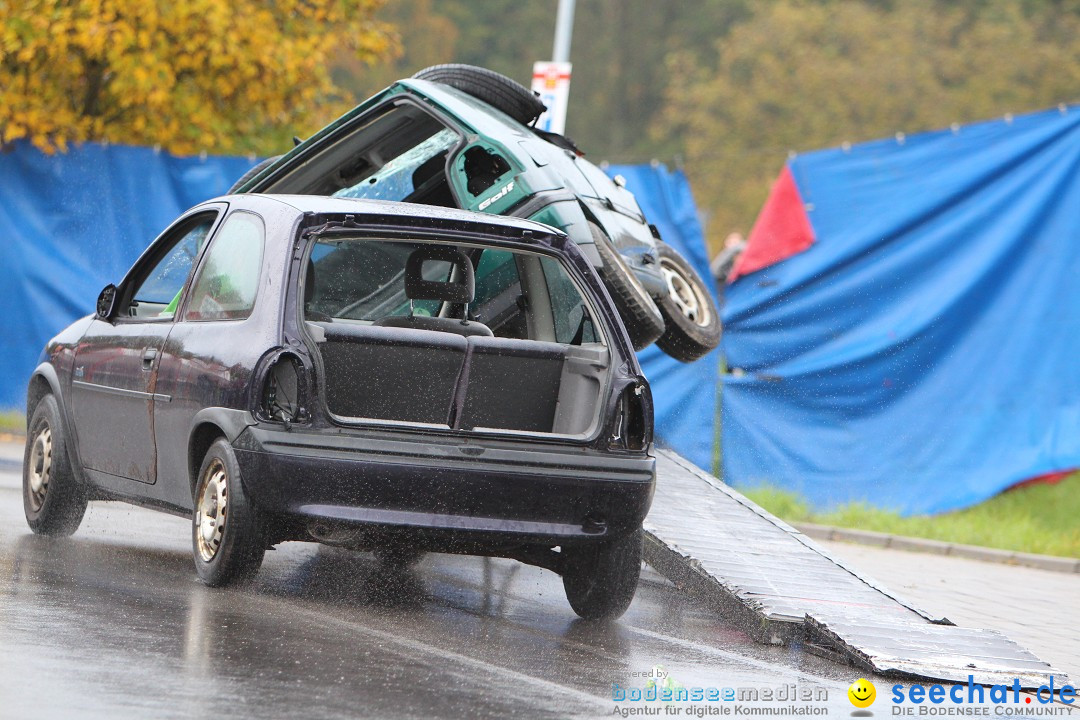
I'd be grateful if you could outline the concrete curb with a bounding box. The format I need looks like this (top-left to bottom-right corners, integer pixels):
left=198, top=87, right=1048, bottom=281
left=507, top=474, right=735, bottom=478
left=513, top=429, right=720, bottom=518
left=794, top=522, right=1080, bottom=575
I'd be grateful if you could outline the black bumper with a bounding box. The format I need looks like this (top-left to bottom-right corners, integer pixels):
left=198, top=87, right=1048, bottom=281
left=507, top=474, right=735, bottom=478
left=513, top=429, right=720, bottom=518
left=232, top=426, right=655, bottom=546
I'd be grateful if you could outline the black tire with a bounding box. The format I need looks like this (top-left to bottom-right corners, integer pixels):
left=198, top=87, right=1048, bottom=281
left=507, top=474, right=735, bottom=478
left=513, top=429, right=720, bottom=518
left=589, top=223, right=665, bottom=351
left=192, top=438, right=267, bottom=586
left=654, top=242, right=722, bottom=363
left=23, top=394, right=88, bottom=536
left=562, top=529, right=643, bottom=620
left=413, top=64, right=547, bottom=126
left=227, top=155, right=281, bottom=194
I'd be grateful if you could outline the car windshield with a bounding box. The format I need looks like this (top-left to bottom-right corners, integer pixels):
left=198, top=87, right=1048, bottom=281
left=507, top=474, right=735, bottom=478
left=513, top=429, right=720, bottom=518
left=304, top=237, right=600, bottom=345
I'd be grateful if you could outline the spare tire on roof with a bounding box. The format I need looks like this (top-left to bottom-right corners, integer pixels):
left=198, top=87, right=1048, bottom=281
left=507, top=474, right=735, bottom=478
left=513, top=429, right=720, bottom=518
left=412, top=64, right=547, bottom=126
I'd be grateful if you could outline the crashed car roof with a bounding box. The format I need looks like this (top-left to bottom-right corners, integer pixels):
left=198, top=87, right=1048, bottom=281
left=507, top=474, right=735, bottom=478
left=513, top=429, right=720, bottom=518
left=215, top=194, right=565, bottom=238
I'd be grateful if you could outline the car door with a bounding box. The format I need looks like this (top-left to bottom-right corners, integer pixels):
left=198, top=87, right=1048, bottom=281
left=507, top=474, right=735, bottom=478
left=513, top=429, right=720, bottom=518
left=152, top=209, right=270, bottom=509
left=446, top=141, right=525, bottom=216
left=70, top=209, right=223, bottom=484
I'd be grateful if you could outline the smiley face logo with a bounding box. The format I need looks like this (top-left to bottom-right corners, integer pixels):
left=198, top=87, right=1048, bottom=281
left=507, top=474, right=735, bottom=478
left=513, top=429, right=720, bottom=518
left=848, top=678, right=876, bottom=708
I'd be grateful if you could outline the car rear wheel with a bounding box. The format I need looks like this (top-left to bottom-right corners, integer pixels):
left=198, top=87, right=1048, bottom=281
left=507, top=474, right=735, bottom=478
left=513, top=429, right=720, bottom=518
left=413, top=64, right=547, bottom=126
left=192, top=438, right=266, bottom=586
left=23, top=394, right=88, bottom=536
left=228, top=155, right=281, bottom=194
left=654, top=242, right=721, bottom=362
left=589, top=223, right=665, bottom=351
left=562, top=528, right=643, bottom=620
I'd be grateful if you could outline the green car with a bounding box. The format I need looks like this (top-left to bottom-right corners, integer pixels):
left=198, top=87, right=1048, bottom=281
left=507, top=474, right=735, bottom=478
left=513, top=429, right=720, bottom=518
left=231, top=65, right=720, bottom=361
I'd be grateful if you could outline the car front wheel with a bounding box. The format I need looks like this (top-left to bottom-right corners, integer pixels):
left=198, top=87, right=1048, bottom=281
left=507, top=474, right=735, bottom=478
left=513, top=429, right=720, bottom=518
left=562, top=529, right=643, bottom=620
left=23, top=394, right=88, bottom=536
left=589, top=223, right=665, bottom=351
left=192, top=438, right=267, bottom=586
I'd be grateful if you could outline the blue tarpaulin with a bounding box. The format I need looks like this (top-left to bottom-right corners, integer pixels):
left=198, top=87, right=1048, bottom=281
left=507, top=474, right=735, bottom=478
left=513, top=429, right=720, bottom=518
left=0, top=143, right=253, bottom=409
left=0, top=145, right=720, bottom=471
left=722, top=105, right=1080, bottom=515
left=607, top=164, right=722, bottom=471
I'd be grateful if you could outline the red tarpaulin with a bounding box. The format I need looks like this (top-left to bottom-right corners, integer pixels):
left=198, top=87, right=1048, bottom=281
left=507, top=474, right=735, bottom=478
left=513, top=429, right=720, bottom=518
left=729, top=164, right=815, bottom=282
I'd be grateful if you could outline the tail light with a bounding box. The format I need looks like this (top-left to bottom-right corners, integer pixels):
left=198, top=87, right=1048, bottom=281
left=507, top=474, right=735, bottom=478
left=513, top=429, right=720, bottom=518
left=257, top=353, right=308, bottom=427
left=611, top=380, right=651, bottom=451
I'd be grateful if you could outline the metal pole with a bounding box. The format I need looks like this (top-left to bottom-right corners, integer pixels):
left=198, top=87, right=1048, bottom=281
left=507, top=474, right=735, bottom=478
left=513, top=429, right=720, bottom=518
left=552, top=0, right=576, bottom=63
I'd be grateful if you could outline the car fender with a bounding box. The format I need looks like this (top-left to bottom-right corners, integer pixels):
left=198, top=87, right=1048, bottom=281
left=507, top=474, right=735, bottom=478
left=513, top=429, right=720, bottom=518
left=28, top=362, right=93, bottom=489
left=189, top=407, right=258, bottom=446
left=29, top=362, right=63, bottom=407
left=186, top=408, right=259, bottom=499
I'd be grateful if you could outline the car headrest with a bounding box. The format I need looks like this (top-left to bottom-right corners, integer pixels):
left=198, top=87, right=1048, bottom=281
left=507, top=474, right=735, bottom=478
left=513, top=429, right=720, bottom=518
left=404, top=245, right=474, bottom=304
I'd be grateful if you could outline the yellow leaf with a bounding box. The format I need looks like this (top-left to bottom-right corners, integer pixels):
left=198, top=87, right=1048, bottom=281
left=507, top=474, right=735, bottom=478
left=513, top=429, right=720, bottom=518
left=2, top=0, right=396, bottom=154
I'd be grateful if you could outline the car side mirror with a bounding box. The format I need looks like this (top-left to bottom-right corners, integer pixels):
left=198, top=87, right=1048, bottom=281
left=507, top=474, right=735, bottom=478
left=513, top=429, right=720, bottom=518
left=96, top=284, right=118, bottom=320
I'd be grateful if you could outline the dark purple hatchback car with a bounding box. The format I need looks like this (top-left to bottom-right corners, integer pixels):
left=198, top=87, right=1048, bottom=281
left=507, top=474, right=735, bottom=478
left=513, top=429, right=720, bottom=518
left=24, top=194, right=655, bottom=619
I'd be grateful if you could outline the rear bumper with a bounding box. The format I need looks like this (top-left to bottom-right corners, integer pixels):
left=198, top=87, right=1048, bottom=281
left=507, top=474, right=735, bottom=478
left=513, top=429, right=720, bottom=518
left=232, top=425, right=655, bottom=547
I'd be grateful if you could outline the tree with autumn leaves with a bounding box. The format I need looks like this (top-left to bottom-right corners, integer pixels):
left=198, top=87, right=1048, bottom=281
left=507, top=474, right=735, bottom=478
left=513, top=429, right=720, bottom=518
left=0, top=0, right=397, bottom=155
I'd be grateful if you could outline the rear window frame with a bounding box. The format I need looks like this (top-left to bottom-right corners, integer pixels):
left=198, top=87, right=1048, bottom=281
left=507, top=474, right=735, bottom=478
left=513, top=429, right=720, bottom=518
left=299, top=234, right=610, bottom=349
left=292, top=228, right=620, bottom=444
left=262, top=96, right=469, bottom=206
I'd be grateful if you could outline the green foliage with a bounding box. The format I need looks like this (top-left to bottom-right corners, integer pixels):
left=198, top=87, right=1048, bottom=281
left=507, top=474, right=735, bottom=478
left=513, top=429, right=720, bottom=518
left=341, top=0, right=754, bottom=161
left=0, top=0, right=397, bottom=155
left=743, top=474, right=1080, bottom=558
left=344, top=0, right=1080, bottom=253
left=742, top=484, right=812, bottom=521
left=0, top=411, right=23, bottom=434
left=653, top=0, right=1080, bottom=248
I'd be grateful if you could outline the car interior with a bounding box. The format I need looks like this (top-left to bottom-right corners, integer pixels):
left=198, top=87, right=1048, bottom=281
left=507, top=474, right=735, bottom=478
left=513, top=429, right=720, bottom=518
left=303, top=238, right=611, bottom=437
left=265, top=103, right=461, bottom=207
left=263, top=101, right=514, bottom=210
left=125, top=216, right=215, bottom=319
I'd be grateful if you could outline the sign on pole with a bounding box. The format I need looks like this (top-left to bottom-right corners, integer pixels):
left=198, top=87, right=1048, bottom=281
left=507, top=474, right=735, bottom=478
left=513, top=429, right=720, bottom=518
left=531, top=61, right=572, bottom=135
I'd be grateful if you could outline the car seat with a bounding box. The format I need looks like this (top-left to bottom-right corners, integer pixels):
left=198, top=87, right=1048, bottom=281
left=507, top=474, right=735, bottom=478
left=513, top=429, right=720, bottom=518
left=374, top=246, right=493, bottom=338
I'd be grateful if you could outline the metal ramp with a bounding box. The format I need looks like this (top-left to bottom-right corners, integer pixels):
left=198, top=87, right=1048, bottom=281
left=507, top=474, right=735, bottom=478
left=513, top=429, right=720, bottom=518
left=644, top=450, right=1065, bottom=688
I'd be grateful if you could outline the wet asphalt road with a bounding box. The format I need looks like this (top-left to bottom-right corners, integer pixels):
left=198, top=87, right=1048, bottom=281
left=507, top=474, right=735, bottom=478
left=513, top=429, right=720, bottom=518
left=0, top=457, right=864, bottom=719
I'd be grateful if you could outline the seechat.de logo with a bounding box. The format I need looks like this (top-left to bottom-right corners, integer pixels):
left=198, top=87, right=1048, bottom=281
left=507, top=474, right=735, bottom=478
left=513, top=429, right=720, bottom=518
left=849, top=678, right=877, bottom=709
